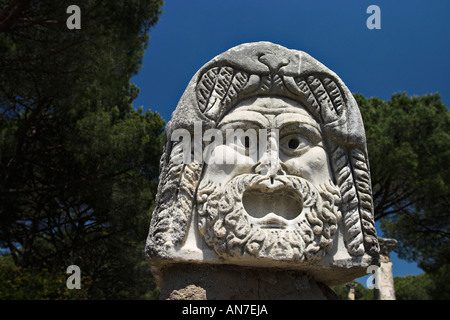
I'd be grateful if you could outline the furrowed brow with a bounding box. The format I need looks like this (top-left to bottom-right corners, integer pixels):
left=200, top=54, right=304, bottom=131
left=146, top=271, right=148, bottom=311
left=218, top=111, right=269, bottom=130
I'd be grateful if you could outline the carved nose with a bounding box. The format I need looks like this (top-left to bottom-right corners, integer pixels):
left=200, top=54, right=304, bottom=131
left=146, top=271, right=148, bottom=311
left=254, top=130, right=285, bottom=181
left=254, top=153, right=285, bottom=178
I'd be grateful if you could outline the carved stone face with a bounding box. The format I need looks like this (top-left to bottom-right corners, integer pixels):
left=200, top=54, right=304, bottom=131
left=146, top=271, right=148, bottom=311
left=146, top=43, right=380, bottom=286
left=197, top=96, right=342, bottom=261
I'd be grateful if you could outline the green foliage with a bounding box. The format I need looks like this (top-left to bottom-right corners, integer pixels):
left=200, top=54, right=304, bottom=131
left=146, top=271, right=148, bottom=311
left=426, top=262, right=450, bottom=299
left=333, top=281, right=374, bottom=300
left=0, top=0, right=164, bottom=299
left=355, top=93, right=449, bottom=296
left=334, top=274, right=442, bottom=300
left=394, top=274, right=433, bottom=300
left=355, top=92, right=449, bottom=222
left=0, top=255, right=92, bottom=299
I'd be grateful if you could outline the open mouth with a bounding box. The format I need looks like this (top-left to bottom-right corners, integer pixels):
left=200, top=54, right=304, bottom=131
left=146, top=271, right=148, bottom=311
left=242, top=182, right=303, bottom=229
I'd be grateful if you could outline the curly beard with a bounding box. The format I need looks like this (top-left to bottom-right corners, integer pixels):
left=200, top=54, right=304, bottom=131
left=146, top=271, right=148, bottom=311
left=197, top=174, right=341, bottom=262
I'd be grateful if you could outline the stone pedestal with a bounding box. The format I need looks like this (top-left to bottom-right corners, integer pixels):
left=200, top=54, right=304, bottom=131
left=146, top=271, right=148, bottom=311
left=158, top=264, right=337, bottom=300
left=374, top=237, right=397, bottom=300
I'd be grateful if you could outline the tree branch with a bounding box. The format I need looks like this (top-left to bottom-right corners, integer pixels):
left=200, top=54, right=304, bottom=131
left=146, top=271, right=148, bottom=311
left=6, top=166, right=135, bottom=194
left=0, top=0, right=30, bottom=32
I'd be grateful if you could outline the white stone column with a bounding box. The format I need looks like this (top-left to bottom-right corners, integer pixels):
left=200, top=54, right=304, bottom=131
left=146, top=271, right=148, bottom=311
left=346, top=283, right=357, bottom=300
left=375, top=237, right=398, bottom=300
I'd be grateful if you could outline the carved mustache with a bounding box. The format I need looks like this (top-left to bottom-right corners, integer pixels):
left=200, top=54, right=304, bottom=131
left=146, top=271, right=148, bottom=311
left=198, top=174, right=331, bottom=230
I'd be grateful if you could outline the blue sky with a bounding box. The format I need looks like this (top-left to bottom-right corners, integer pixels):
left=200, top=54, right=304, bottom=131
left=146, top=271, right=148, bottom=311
left=132, top=0, right=449, bottom=283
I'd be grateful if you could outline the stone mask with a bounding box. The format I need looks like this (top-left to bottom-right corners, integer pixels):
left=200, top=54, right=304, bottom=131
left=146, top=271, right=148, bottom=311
left=146, top=42, right=379, bottom=285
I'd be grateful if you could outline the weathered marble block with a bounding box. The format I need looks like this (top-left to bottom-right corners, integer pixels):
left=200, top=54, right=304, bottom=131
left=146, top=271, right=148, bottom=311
left=145, top=42, right=380, bottom=289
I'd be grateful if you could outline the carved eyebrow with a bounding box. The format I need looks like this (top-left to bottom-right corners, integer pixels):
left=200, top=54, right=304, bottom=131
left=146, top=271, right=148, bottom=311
left=218, top=111, right=269, bottom=129
left=275, top=113, right=321, bottom=132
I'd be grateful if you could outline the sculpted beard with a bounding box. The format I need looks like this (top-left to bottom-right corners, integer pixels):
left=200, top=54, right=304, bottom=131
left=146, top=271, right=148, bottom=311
left=197, top=174, right=342, bottom=261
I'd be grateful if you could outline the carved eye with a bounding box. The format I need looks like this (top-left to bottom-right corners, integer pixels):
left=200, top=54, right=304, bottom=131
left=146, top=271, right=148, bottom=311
left=244, top=136, right=250, bottom=149
left=235, top=135, right=251, bottom=150
left=280, top=134, right=310, bottom=156
left=229, top=134, right=257, bottom=157
left=288, top=137, right=300, bottom=150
